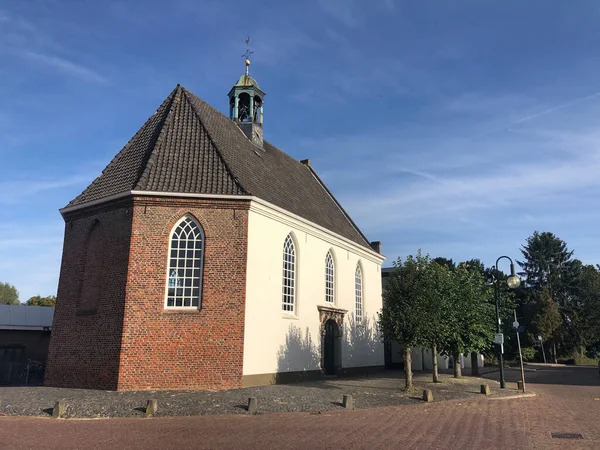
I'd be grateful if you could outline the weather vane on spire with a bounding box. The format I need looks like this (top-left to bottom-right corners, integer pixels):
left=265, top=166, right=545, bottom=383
left=242, top=36, right=253, bottom=75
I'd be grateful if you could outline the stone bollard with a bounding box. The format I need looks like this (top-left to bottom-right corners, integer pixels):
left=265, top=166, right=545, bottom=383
left=145, top=399, right=158, bottom=417
left=480, top=384, right=491, bottom=396
left=52, top=400, right=66, bottom=419
left=247, top=397, right=258, bottom=413
left=422, top=389, right=433, bottom=402
left=517, top=381, right=524, bottom=391
left=342, top=395, right=353, bottom=410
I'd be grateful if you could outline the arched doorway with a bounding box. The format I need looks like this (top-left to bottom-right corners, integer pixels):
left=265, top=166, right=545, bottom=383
left=323, top=319, right=338, bottom=375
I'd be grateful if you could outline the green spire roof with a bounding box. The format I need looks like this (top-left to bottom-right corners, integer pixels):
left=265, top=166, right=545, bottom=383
left=235, top=74, right=260, bottom=89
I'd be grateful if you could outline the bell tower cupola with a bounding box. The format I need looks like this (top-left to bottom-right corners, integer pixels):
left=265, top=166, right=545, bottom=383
left=228, top=37, right=265, bottom=148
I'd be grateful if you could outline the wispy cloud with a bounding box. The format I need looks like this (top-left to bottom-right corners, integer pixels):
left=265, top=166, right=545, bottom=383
left=0, top=11, right=108, bottom=84
left=21, top=51, right=108, bottom=84
left=471, top=90, right=600, bottom=138
left=307, top=118, right=600, bottom=236
left=0, top=174, right=91, bottom=205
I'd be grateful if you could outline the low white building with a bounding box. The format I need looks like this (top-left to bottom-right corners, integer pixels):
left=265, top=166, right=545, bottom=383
left=0, top=304, right=54, bottom=384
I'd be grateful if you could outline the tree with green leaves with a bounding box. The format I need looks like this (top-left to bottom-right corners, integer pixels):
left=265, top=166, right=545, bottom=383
left=420, top=260, right=453, bottom=383
left=460, top=258, right=490, bottom=374
left=379, top=252, right=437, bottom=389
left=0, top=282, right=19, bottom=305
left=573, top=264, right=600, bottom=356
left=25, top=295, right=57, bottom=307
left=442, top=263, right=494, bottom=378
left=518, top=231, right=581, bottom=358
left=530, top=288, right=561, bottom=360
left=518, top=231, right=576, bottom=293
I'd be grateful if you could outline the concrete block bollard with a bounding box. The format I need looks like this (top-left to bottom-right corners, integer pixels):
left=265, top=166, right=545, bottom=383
left=247, top=397, right=258, bottom=413
left=422, top=389, right=433, bottom=402
left=517, top=381, right=524, bottom=391
left=342, top=395, right=353, bottom=410
left=480, top=384, right=491, bottom=395
left=52, top=400, right=66, bottom=419
left=146, top=399, right=158, bottom=417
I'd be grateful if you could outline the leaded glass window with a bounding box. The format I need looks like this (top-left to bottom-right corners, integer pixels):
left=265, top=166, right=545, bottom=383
left=355, top=263, right=363, bottom=321
left=325, top=251, right=335, bottom=303
left=165, top=216, right=204, bottom=308
left=282, top=234, right=296, bottom=313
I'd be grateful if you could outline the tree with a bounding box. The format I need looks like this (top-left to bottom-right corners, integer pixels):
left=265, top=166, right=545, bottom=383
left=420, top=260, right=454, bottom=383
left=573, top=264, right=600, bottom=355
left=442, top=264, right=494, bottom=378
left=530, top=288, right=561, bottom=359
left=518, top=231, right=578, bottom=304
left=379, top=252, right=437, bottom=389
left=432, top=257, right=456, bottom=271
left=461, top=259, right=487, bottom=374
left=25, top=295, right=57, bottom=307
left=0, top=282, right=19, bottom=305
left=518, top=231, right=581, bottom=357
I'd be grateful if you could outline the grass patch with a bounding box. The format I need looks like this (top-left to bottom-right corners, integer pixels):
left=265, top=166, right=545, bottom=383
left=573, top=355, right=599, bottom=366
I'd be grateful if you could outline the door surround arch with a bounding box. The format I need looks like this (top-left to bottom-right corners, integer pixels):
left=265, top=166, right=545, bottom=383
left=317, top=305, right=347, bottom=375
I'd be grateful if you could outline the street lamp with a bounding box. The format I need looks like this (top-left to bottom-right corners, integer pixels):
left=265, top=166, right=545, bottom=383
left=495, top=256, right=521, bottom=389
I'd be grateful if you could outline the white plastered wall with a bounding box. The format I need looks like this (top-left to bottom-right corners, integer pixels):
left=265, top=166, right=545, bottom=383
left=243, top=201, right=385, bottom=377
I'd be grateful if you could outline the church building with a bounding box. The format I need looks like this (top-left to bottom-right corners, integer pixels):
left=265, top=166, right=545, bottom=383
left=45, top=58, right=385, bottom=391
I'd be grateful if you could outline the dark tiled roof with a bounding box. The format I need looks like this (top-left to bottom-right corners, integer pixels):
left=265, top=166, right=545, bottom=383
left=68, top=85, right=373, bottom=250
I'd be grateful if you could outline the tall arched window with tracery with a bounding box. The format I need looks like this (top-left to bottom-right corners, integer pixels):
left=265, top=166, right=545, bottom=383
left=282, top=234, right=296, bottom=313
left=165, top=216, right=204, bottom=308
left=325, top=250, right=335, bottom=304
left=355, top=263, right=363, bottom=321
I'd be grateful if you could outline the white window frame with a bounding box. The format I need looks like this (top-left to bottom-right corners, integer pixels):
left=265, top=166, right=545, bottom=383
left=325, top=250, right=335, bottom=304
left=355, top=262, right=363, bottom=321
left=164, top=215, right=205, bottom=310
left=282, top=234, right=297, bottom=314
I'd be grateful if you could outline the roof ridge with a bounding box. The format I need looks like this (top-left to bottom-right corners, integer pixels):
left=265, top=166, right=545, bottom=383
left=134, top=85, right=181, bottom=190
left=181, top=87, right=249, bottom=195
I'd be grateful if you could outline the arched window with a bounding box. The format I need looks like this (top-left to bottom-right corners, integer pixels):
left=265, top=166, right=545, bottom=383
left=165, top=216, right=204, bottom=308
left=325, top=250, right=335, bottom=304
left=80, top=221, right=105, bottom=314
left=282, top=234, right=296, bottom=313
left=355, top=263, right=363, bottom=321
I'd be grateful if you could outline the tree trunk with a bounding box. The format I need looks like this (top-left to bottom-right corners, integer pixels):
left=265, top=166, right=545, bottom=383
left=432, top=345, right=439, bottom=383
left=453, top=352, right=462, bottom=378
left=471, top=352, right=479, bottom=376
left=404, top=346, right=413, bottom=389
left=553, top=342, right=558, bottom=364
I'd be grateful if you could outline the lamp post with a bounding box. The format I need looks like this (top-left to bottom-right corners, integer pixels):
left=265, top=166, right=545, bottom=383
left=495, top=256, right=521, bottom=389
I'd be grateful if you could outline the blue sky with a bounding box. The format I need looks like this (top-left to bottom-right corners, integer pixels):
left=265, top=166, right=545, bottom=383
left=2, top=0, right=600, bottom=301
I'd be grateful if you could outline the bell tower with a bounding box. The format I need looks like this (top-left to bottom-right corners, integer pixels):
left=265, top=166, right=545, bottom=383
left=228, top=38, right=265, bottom=148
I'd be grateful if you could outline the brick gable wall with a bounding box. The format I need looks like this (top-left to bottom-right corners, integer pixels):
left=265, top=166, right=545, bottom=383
left=117, top=196, right=250, bottom=390
left=45, top=200, right=133, bottom=389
